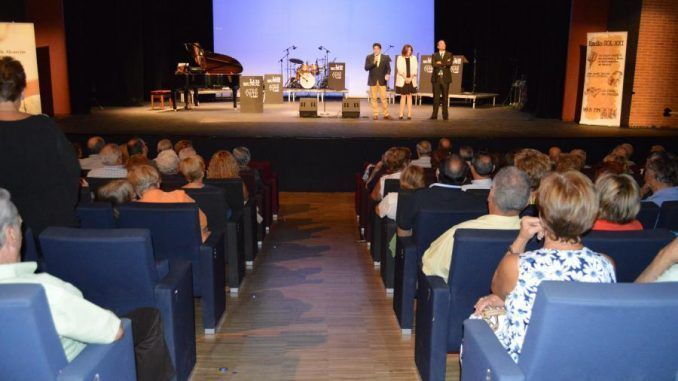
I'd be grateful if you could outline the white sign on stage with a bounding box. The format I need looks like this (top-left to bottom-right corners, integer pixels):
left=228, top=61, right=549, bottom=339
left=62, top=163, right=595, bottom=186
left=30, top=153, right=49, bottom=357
left=579, top=31, right=627, bottom=127
left=0, top=23, right=41, bottom=114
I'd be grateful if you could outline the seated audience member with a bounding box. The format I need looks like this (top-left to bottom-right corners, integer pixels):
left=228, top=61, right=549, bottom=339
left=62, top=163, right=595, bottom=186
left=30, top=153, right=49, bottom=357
left=87, top=144, right=127, bottom=179
left=570, top=148, right=589, bottom=168
left=376, top=164, right=426, bottom=220
left=593, top=173, right=643, bottom=231
left=207, top=150, right=249, bottom=200
left=127, top=137, right=148, bottom=158
left=233, top=146, right=264, bottom=191
left=472, top=171, right=615, bottom=363
left=371, top=147, right=411, bottom=201
left=594, top=160, right=627, bottom=180
left=0, top=56, right=80, bottom=234
left=397, top=155, right=483, bottom=236
left=513, top=148, right=551, bottom=206
left=156, top=139, right=172, bottom=156
left=72, top=142, right=83, bottom=160
left=547, top=146, right=562, bottom=165
left=602, top=153, right=630, bottom=174
left=180, top=156, right=207, bottom=189
left=363, top=149, right=390, bottom=190
left=126, top=154, right=153, bottom=170
left=459, top=145, right=474, bottom=164
left=155, top=150, right=180, bottom=176
left=79, top=136, right=106, bottom=170
left=423, top=166, right=530, bottom=282
left=462, top=151, right=494, bottom=191
left=174, top=139, right=193, bottom=155
left=642, top=151, right=678, bottom=206
left=431, top=137, right=452, bottom=169
left=637, top=238, right=678, bottom=283
left=128, top=164, right=209, bottom=241
left=410, top=140, right=432, bottom=168
left=96, top=179, right=135, bottom=217
left=619, top=143, right=636, bottom=165
left=0, top=189, right=175, bottom=381
left=178, top=147, right=197, bottom=160
left=650, top=145, right=665, bottom=154
left=120, top=144, right=130, bottom=165
left=554, top=153, right=583, bottom=173
left=503, top=149, right=519, bottom=167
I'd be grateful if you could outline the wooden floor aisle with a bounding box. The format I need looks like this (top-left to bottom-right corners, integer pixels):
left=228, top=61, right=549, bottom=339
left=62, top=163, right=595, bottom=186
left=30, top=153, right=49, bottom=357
left=190, top=192, right=460, bottom=380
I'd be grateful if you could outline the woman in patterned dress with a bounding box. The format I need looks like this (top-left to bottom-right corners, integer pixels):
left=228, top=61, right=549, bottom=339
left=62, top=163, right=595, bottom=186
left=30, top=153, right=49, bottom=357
left=472, top=170, right=616, bottom=362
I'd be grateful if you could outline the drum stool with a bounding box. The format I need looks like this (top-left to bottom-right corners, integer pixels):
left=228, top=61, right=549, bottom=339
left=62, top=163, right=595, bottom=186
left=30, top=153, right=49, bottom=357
left=150, top=90, right=173, bottom=110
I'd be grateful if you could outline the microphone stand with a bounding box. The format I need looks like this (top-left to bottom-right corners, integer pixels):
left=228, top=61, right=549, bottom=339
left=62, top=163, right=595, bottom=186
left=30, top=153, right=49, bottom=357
left=318, top=45, right=331, bottom=116
left=282, top=45, right=295, bottom=88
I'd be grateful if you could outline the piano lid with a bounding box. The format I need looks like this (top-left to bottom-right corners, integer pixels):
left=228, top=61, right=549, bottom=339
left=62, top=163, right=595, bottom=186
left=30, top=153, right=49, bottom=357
left=184, top=42, right=243, bottom=75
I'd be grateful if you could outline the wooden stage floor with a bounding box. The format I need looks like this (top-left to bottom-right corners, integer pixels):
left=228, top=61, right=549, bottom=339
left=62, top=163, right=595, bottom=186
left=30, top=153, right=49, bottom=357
left=58, top=100, right=678, bottom=140
left=190, top=192, right=460, bottom=380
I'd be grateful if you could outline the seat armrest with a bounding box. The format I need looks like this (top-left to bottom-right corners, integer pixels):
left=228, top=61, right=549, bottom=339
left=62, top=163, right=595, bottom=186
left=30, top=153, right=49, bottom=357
left=415, top=275, right=451, bottom=381
left=155, top=259, right=169, bottom=279
left=59, top=319, right=136, bottom=381
left=199, top=230, right=227, bottom=331
left=461, top=320, right=524, bottom=381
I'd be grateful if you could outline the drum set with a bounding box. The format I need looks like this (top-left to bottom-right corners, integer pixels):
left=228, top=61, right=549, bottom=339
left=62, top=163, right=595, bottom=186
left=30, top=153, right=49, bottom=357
left=286, top=58, right=327, bottom=89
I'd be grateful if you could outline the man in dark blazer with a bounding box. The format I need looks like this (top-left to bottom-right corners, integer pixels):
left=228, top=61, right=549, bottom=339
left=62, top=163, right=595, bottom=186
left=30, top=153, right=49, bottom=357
left=431, top=40, right=453, bottom=120
left=365, top=43, right=392, bottom=120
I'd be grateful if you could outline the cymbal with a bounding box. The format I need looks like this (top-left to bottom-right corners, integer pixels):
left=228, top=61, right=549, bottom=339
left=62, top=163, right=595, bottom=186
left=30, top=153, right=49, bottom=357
left=289, top=58, right=304, bottom=65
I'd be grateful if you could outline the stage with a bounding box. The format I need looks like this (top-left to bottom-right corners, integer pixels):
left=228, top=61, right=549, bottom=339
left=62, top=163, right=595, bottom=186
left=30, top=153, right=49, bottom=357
left=58, top=100, right=677, bottom=192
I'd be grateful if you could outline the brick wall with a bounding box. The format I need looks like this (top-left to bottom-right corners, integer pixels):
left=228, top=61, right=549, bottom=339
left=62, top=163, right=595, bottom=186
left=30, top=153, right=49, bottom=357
left=628, top=0, right=678, bottom=128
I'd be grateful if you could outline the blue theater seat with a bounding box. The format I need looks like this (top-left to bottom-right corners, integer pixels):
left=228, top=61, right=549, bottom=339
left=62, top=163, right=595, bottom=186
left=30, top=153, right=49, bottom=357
left=0, top=283, right=135, bottom=381
left=636, top=201, right=660, bottom=229
left=583, top=229, right=675, bottom=282
left=116, top=202, right=226, bottom=334
left=39, top=227, right=196, bottom=381
left=656, top=200, right=678, bottom=231
left=461, top=281, right=678, bottom=381
left=76, top=202, right=117, bottom=229
left=415, top=229, right=538, bottom=381
left=393, top=208, right=486, bottom=331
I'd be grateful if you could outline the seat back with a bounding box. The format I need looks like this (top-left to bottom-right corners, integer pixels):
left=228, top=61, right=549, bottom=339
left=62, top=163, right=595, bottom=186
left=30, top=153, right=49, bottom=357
left=117, top=203, right=202, bottom=263
left=447, top=229, right=539, bottom=350
left=384, top=179, right=401, bottom=195
left=160, top=175, right=188, bottom=192
left=637, top=201, right=660, bottom=229
left=519, top=281, right=678, bottom=381
left=185, top=187, right=230, bottom=232
left=413, top=209, right=486, bottom=261
left=583, top=229, right=675, bottom=282
left=239, top=170, right=257, bottom=196
left=205, top=178, right=245, bottom=217
left=249, top=161, right=272, bottom=180
left=86, top=177, right=118, bottom=195
left=40, top=227, right=158, bottom=315
left=0, top=284, right=67, bottom=381
left=657, top=200, right=678, bottom=231
left=76, top=202, right=117, bottom=228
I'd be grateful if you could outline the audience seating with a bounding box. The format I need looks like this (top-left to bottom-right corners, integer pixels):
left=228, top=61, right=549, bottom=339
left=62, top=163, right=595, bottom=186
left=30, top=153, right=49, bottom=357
left=116, top=203, right=226, bottom=334
left=464, top=188, right=490, bottom=199
left=394, top=208, right=487, bottom=332
left=205, top=178, right=258, bottom=265
left=461, top=281, right=678, bottom=381
left=160, top=175, right=188, bottom=192
left=379, top=216, right=397, bottom=291
left=583, top=228, right=675, bottom=282
left=637, top=201, right=660, bottom=229
left=84, top=177, right=118, bottom=197
left=250, top=160, right=280, bottom=216
left=76, top=202, right=116, bottom=229
left=240, top=170, right=268, bottom=240
left=0, top=283, right=136, bottom=381
left=414, top=229, right=539, bottom=381
left=369, top=179, right=401, bottom=264
left=39, top=227, right=197, bottom=381
left=185, top=186, right=246, bottom=291
left=656, top=200, right=678, bottom=231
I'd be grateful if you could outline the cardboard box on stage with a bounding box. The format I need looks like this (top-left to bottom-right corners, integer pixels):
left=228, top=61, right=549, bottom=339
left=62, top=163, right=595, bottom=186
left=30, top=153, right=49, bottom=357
left=419, top=55, right=433, bottom=94
left=264, top=74, right=283, bottom=104
left=240, top=76, right=264, bottom=113
left=328, top=62, right=346, bottom=91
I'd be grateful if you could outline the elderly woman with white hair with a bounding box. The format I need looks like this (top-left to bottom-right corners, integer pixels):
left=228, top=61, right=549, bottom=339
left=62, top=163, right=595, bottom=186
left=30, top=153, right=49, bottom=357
left=233, top=146, right=264, bottom=192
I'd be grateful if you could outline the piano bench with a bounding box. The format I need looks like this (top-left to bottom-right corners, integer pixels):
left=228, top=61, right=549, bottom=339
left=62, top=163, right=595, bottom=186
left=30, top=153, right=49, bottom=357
left=150, top=90, right=173, bottom=110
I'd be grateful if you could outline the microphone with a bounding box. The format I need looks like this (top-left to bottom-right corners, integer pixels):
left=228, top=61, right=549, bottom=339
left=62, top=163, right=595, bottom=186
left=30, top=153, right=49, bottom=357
left=293, top=46, right=297, bottom=49
left=388, top=44, right=394, bottom=48
left=318, top=46, right=323, bottom=50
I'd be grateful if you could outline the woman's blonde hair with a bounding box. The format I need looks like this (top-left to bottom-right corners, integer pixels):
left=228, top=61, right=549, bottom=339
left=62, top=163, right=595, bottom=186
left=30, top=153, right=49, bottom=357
left=207, top=150, right=241, bottom=179
left=96, top=179, right=135, bottom=205
left=514, top=148, right=552, bottom=190
left=537, top=171, right=598, bottom=243
left=127, top=164, right=161, bottom=197
left=400, top=165, right=426, bottom=190
left=594, top=173, right=640, bottom=224
left=180, top=155, right=206, bottom=183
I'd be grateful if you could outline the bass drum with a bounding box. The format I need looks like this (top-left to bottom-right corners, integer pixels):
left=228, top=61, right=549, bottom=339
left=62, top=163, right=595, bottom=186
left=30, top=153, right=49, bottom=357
left=300, top=72, right=316, bottom=89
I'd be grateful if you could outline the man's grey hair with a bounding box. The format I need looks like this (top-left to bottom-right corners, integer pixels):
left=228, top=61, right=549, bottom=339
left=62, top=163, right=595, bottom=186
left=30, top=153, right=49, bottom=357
left=459, top=145, right=474, bottom=162
left=232, top=147, right=251, bottom=166
left=87, top=136, right=106, bottom=154
left=100, top=144, right=122, bottom=166
left=492, top=166, right=531, bottom=213
left=155, top=150, right=180, bottom=175
left=416, top=140, right=432, bottom=157
left=472, top=152, right=494, bottom=177
left=0, top=189, right=20, bottom=247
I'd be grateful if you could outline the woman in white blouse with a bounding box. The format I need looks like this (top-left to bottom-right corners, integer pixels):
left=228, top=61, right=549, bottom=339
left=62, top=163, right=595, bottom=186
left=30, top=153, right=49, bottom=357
left=376, top=164, right=426, bottom=220
left=396, top=44, right=418, bottom=120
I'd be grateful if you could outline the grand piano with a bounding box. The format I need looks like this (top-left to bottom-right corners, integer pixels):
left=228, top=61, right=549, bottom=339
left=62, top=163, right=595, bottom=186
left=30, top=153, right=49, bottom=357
left=173, top=43, right=243, bottom=110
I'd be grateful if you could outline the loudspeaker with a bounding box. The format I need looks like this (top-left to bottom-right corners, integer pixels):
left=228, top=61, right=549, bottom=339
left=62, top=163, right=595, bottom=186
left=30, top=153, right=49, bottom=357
left=299, top=97, right=318, bottom=118
left=342, top=97, right=361, bottom=118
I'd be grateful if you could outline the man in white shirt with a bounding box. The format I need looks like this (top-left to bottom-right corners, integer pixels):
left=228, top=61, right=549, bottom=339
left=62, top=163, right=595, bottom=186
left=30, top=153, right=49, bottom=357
left=410, top=140, right=432, bottom=168
left=0, top=189, right=174, bottom=380
left=462, top=151, right=494, bottom=191
left=79, top=136, right=106, bottom=171
left=87, top=144, right=128, bottom=178
left=422, top=166, right=530, bottom=282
